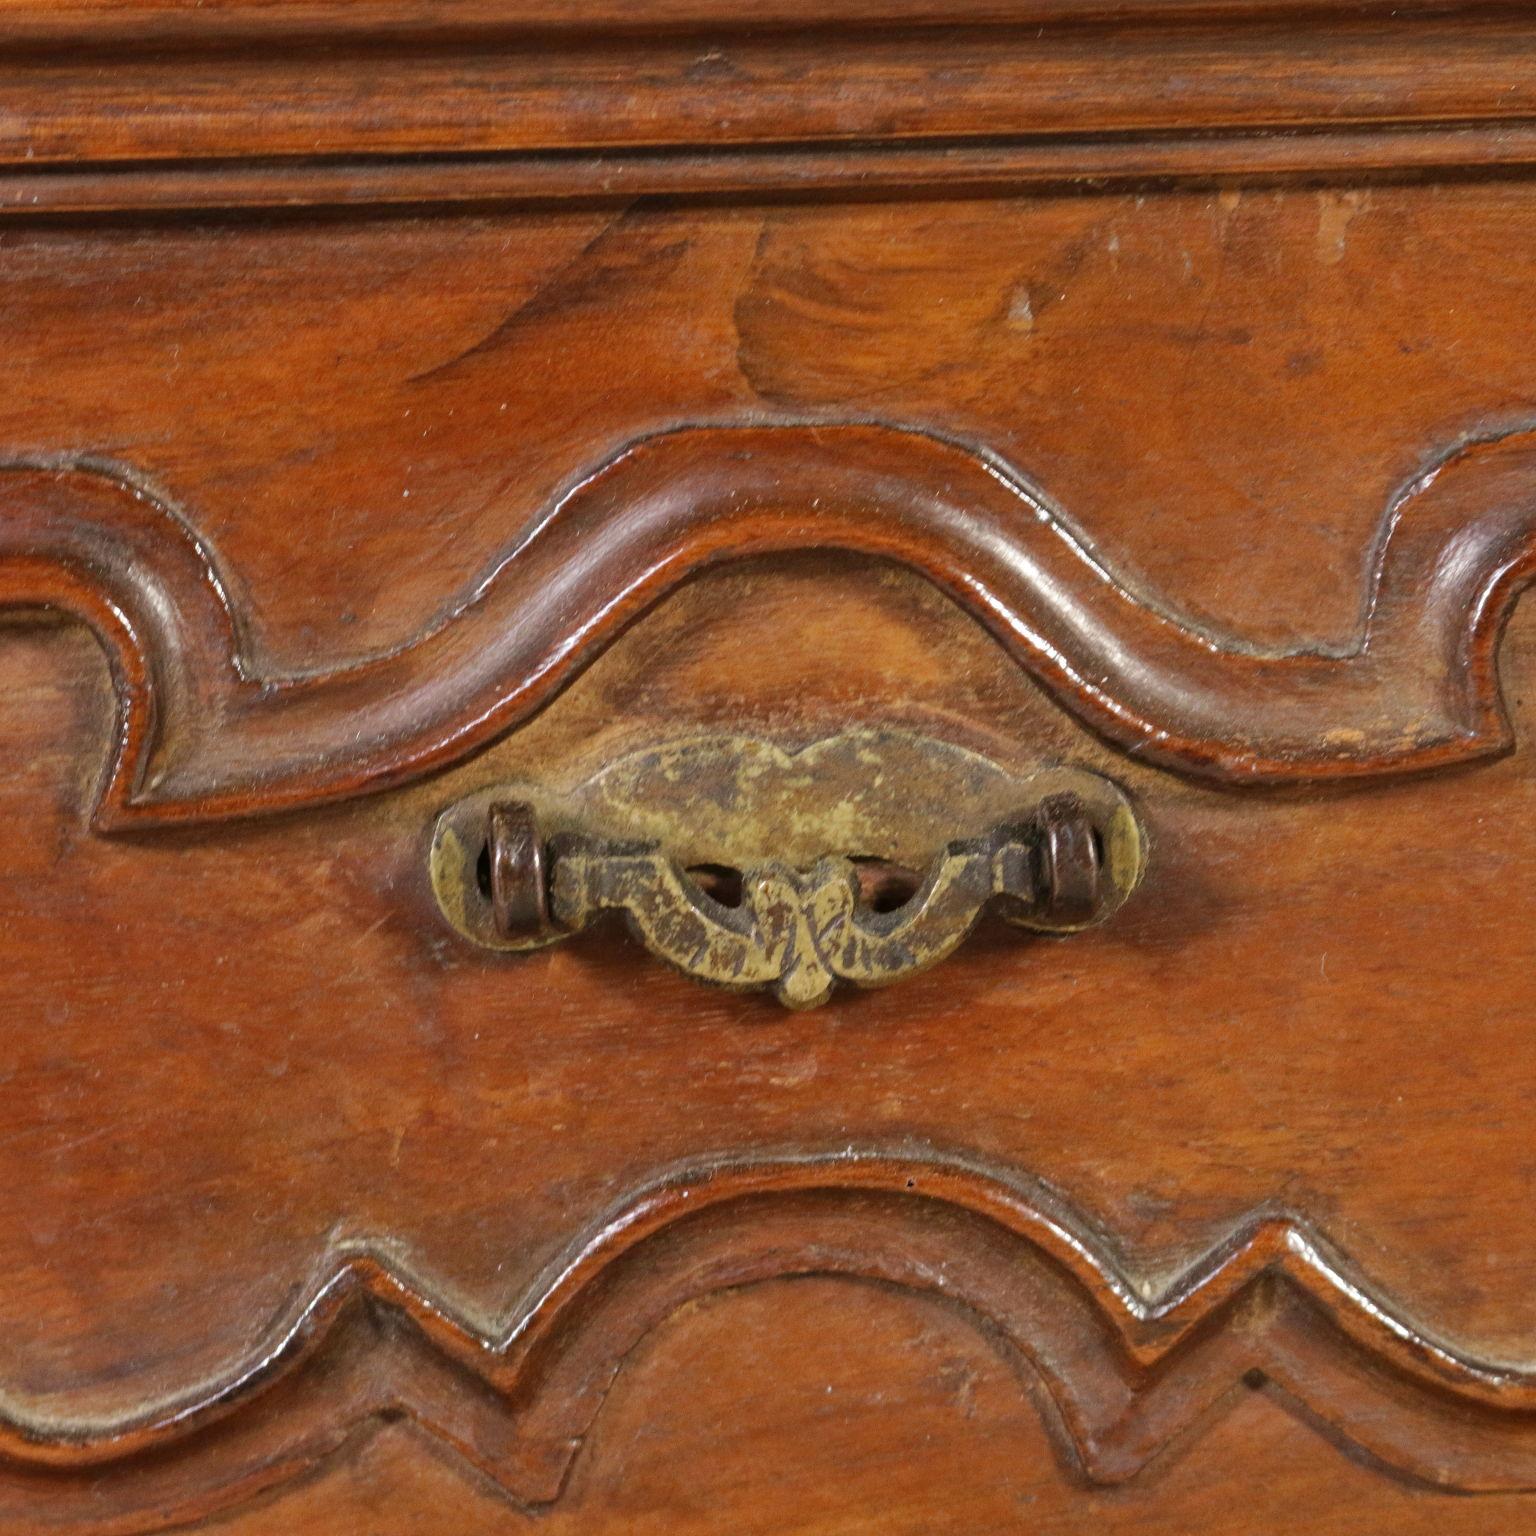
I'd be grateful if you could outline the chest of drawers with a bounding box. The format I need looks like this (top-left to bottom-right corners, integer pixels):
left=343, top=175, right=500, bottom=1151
left=2, top=3, right=1535, bottom=1531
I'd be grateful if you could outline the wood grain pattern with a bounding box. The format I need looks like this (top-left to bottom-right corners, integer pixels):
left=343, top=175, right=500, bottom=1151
left=21, top=128, right=1536, bottom=218
left=3, top=3, right=1536, bottom=1526
left=3, top=8, right=1536, bottom=187
left=11, top=190, right=1536, bottom=670
left=5, top=1149, right=1536, bottom=1534
left=3, top=556, right=1534, bottom=1532
left=3, top=421, right=1534, bottom=827
left=0, top=0, right=1495, bottom=46
left=200, top=1284, right=1536, bottom=1536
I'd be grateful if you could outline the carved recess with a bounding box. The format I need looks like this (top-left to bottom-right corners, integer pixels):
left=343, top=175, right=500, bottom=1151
left=1, top=421, right=1535, bottom=828
left=0, top=1150, right=1535, bottom=1531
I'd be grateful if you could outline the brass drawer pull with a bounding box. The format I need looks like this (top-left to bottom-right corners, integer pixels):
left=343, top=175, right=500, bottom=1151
left=430, top=734, right=1145, bottom=1009
left=480, top=792, right=1105, bottom=1009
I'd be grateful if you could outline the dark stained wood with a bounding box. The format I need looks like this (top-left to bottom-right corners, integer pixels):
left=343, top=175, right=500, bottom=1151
left=1, top=3, right=1535, bottom=1530
left=209, top=1280, right=1536, bottom=1536
left=8, top=16, right=1536, bottom=169
left=7, top=421, right=1533, bottom=828
left=23, top=129, right=1536, bottom=218
left=0, top=0, right=1501, bottom=46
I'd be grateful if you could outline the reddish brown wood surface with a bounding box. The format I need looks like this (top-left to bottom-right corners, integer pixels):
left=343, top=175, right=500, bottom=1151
left=8, top=16, right=1536, bottom=169
left=3, top=6, right=1536, bottom=1531
left=0, top=0, right=1494, bottom=44
left=7, top=419, right=1533, bottom=828
left=208, top=1278, right=1536, bottom=1536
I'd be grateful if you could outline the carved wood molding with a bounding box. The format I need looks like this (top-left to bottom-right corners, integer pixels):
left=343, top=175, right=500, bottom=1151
left=4, top=1148, right=1536, bottom=1532
left=0, top=0, right=1498, bottom=47
left=2, top=422, right=1534, bottom=829
left=17, top=126, right=1536, bottom=220
left=3, top=9, right=1536, bottom=212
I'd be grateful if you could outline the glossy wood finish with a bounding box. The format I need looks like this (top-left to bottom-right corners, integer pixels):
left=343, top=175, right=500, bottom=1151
left=6, top=421, right=1536, bottom=829
left=208, top=1281, right=1536, bottom=1536
left=0, top=0, right=1489, bottom=41
left=11, top=5, right=1536, bottom=214
left=2, top=3, right=1536, bottom=1531
left=7, top=6, right=1536, bottom=171
left=16, top=1147, right=1536, bottom=1532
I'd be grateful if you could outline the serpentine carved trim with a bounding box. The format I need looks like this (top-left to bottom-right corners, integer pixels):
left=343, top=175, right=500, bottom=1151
left=4, top=1149, right=1536, bottom=1532
left=3, top=421, right=1536, bottom=828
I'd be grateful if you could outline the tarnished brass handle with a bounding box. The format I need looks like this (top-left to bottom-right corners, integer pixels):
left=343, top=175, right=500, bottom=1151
left=431, top=735, right=1147, bottom=1009
left=482, top=793, right=1108, bottom=1008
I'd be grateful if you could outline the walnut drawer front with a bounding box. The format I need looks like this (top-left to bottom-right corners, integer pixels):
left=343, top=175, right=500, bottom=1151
left=1, top=5, right=1535, bottom=1532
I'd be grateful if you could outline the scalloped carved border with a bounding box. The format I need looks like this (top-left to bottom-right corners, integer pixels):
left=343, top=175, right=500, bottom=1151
left=2, top=421, right=1534, bottom=828
left=3, top=1149, right=1536, bottom=1532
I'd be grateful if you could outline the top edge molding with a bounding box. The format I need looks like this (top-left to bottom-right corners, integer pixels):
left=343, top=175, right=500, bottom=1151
left=0, top=0, right=1515, bottom=48
left=4, top=9, right=1536, bottom=181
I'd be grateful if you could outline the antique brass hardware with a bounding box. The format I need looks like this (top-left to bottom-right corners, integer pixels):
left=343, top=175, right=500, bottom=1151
left=429, top=733, right=1145, bottom=1008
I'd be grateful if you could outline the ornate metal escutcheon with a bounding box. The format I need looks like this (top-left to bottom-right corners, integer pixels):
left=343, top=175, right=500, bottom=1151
left=430, top=732, right=1146, bottom=1007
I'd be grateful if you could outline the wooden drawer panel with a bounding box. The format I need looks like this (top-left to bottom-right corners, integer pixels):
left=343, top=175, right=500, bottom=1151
left=1, top=6, right=1535, bottom=1531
